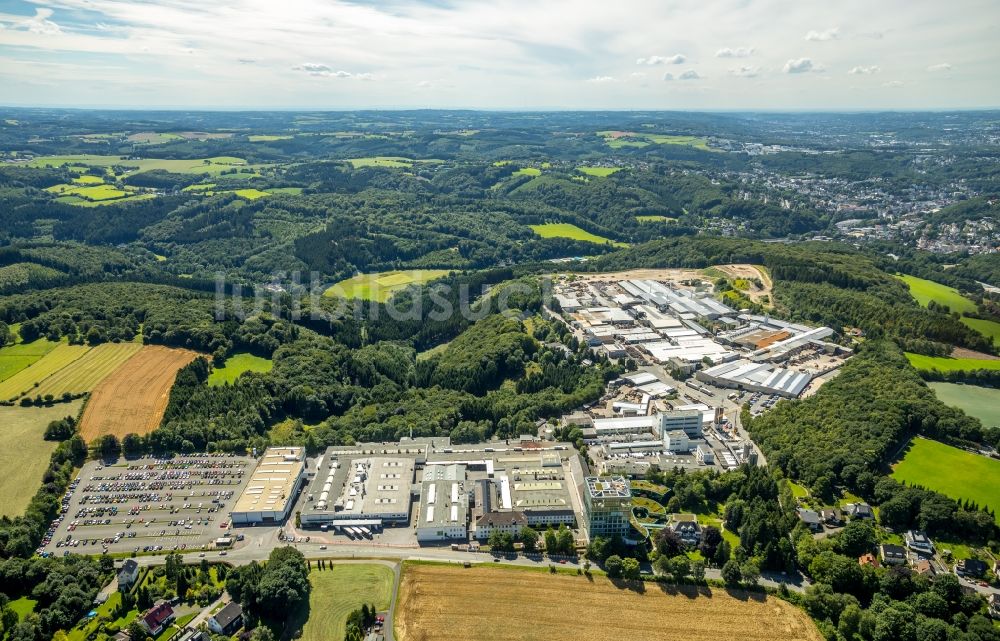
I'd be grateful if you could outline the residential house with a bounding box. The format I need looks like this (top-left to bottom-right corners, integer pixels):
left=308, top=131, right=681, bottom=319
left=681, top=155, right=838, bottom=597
left=797, top=508, right=823, bottom=533
left=904, top=530, right=934, bottom=555
left=843, top=503, right=874, bottom=521
left=667, top=515, right=702, bottom=547
left=989, top=594, right=1000, bottom=620
left=176, top=630, right=208, bottom=641
left=208, top=601, right=244, bottom=636
left=956, top=559, right=988, bottom=578
left=858, top=553, right=879, bottom=568
left=879, top=544, right=907, bottom=566
left=117, top=559, right=139, bottom=592
left=913, top=559, right=935, bottom=577
left=140, top=601, right=175, bottom=636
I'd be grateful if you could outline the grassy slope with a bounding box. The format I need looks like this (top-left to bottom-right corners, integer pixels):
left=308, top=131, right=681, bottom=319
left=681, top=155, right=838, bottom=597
left=529, top=223, right=627, bottom=247
left=0, top=338, right=59, bottom=383
left=0, top=400, right=85, bottom=517
left=0, top=343, right=91, bottom=401
left=324, top=270, right=451, bottom=302
left=208, top=352, right=274, bottom=386
left=891, top=438, right=1000, bottom=523
left=300, top=564, right=394, bottom=641
left=897, top=275, right=976, bottom=314
left=928, top=382, right=1000, bottom=428
left=905, top=353, right=1000, bottom=372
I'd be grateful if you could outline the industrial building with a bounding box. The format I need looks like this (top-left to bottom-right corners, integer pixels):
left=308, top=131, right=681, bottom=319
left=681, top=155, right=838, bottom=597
left=230, top=447, right=306, bottom=526
left=657, top=409, right=704, bottom=439
left=300, top=455, right=415, bottom=529
left=584, top=476, right=632, bottom=539
left=696, top=359, right=813, bottom=398
left=416, top=465, right=470, bottom=542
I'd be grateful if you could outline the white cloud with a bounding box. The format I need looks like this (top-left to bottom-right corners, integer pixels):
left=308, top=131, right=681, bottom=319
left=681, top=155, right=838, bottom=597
left=716, top=47, right=754, bottom=58
left=848, top=65, right=880, bottom=75
left=927, top=63, right=952, bottom=72
left=783, top=58, right=817, bottom=74
left=636, top=54, right=685, bottom=65
left=22, top=8, right=62, bottom=36
left=586, top=75, right=616, bottom=83
left=883, top=80, right=904, bottom=87
left=729, top=65, right=760, bottom=78
left=805, top=27, right=839, bottom=41
left=629, top=71, right=646, bottom=79
left=678, top=70, right=702, bottom=80
left=293, top=63, right=370, bottom=79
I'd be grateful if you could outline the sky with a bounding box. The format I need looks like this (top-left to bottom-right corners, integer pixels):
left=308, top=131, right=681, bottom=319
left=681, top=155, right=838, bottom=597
left=0, top=0, right=997, bottom=110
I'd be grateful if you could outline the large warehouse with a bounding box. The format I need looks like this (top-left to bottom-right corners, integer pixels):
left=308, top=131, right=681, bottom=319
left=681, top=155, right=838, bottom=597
left=230, top=447, right=306, bottom=525
left=696, top=359, right=813, bottom=398
left=300, top=454, right=416, bottom=528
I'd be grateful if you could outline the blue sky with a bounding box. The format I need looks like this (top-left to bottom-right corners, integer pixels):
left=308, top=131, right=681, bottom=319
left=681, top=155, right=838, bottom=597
left=0, top=0, right=997, bottom=109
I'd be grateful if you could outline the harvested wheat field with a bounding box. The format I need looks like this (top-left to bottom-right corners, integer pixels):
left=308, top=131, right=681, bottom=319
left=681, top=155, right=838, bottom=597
left=31, top=342, right=143, bottom=398
left=395, top=564, right=821, bottom=641
left=78, top=346, right=199, bottom=441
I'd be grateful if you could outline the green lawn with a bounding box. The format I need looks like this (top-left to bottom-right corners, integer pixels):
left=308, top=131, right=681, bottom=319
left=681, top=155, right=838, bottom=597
left=0, top=338, right=59, bottom=383
left=898, top=275, right=977, bottom=314
left=300, top=564, right=394, bottom=641
left=891, top=438, right=1000, bottom=523
left=513, top=167, right=541, bottom=177
left=786, top=480, right=810, bottom=499
left=529, top=223, right=627, bottom=247
left=961, top=316, right=1000, bottom=347
left=576, top=166, right=620, bottom=177
left=9, top=597, right=36, bottom=619
left=928, top=382, right=1000, bottom=428
left=208, top=353, right=274, bottom=386
left=635, top=215, right=676, bottom=223
left=905, top=353, right=1000, bottom=373
left=324, top=269, right=451, bottom=302
left=346, top=156, right=442, bottom=169
left=232, top=188, right=270, bottom=200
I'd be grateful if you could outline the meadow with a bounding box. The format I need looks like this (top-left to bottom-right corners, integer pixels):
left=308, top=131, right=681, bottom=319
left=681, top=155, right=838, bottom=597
left=0, top=338, right=59, bottom=383
left=513, top=167, right=542, bottom=177
left=208, top=352, right=274, bottom=386
left=395, top=563, right=821, bottom=641
left=30, top=342, right=142, bottom=398
left=0, top=400, right=85, bottom=517
left=28, top=155, right=259, bottom=176
left=299, top=563, right=394, bottom=641
left=529, top=223, right=628, bottom=247
left=891, top=438, right=1000, bottom=522
left=897, top=275, right=976, bottom=314
left=904, top=352, right=1000, bottom=373
left=346, top=156, right=442, bottom=168
left=0, top=343, right=91, bottom=402
left=636, top=215, right=676, bottom=223
left=577, top=166, right=620, bottom=177
left=325, top=269, right=451, bottom=302
left=959, top=316, right=1000, bottom=347
left=248, top=134, right=293, bottom=142
left=928, top=382, right=1000, bottom=428
left=597, top=131, right=713, bottom=151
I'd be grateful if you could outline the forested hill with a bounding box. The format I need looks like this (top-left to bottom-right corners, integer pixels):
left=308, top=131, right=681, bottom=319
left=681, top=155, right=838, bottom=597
left=586, top=237, right=995, bottom=355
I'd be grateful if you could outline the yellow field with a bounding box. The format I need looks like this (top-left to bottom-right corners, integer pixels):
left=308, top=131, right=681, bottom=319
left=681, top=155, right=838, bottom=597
left=0, top=344, right=91, bottom=402
left=31, top=343, right=143, bottom=398
left=395, top=564, right=821, bottom=641
left=325, top=270, right=451, bottom=302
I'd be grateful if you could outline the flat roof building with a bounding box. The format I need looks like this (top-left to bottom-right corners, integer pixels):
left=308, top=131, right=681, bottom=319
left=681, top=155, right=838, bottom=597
left=230, top=447, right=305, bottom=526
left=416, top=466, right=470, bottom=543
left=300, top=454, right=415, bottom=527
left=583, top=476, right=632, bottom=539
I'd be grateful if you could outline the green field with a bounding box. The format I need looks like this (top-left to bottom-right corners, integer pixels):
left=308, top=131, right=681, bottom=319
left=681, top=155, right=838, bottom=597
left=268, top=187, right=305, bottom=195
left=9, top=597, right=36, bottom=620
left=577, top=166, right=620, bottom=177
left=28, top=154, right=257, bottom=176
left=346, top=156, right=441, bottom=169
left=209, top=352, right=274, bottom=385
left=597, top=131, right=712, bottom=151
left=960, top=316, right=1000, bottom=347
left=635, top=215, right=676, bottom=223
left=905, top=352, right=1000, bottom=373
left=55, top=193, right=157, bottom=207
left=929, top=382, right=1000, bottom=428
left=127, top=132, right=183, bottom=145
left=892, top=438, right=1000, bottom=523
left=898, top=275, right=977, bottom=314
left=300, top=564, right=394, bottom=641
left=0, top=338, right=59, bottom=383
left=529, top=223, right=627, bottom=247
left=513, top=167, right=541, bottom=177
left=31, top=342, right=142, bottom=398
left=248, top=134, right=293, bottom=142
left=0, top=400, right=85, bottom=517
left=233, top=188, right=270, bottom=200
left=325, top=269, right=451, bottom=302
left=0, top=343, right=91, bottom=402
left=72, top=175, right=105, bottom=185
left=182, top=183, right=217, bottom=192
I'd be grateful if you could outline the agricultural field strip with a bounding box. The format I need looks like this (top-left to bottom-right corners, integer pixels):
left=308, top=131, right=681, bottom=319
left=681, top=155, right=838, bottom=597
left=31, top=343, right=143, bottom=398
left=0, top=343, right=91, bottom=402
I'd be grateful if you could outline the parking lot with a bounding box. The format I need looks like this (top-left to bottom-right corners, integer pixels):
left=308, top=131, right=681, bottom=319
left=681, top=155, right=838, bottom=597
left=39, top=454, right=254, bottom=557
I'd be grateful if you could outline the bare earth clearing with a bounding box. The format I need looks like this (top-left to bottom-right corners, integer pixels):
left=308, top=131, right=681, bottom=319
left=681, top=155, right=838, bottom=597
left=395, top=564, right=821, bottom=641
left=78, top=346, right=198, bottom=441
